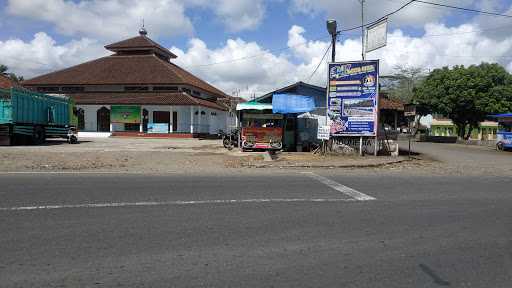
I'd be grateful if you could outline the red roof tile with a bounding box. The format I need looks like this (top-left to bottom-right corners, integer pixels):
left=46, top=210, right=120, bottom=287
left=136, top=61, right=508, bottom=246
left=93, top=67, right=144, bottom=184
left=0, top=74, right=16, bottom=89
left=105, top=35, right=177, bottom=59
left=23, top=54, right=227, bottom=98
left=379, top=96, right=404, bottom=111
left=72, top=92, right=227, bottom=110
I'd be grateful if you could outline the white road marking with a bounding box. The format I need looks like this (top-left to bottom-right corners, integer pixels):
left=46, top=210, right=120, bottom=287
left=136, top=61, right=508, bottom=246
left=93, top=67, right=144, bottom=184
left=0, top=198, right=356, bottom=211
left=302, top=172, right=376, bottom=201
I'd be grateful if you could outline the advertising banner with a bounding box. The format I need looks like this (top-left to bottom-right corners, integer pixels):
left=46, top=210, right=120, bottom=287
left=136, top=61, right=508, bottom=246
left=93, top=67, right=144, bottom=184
left=148, top=123, right=169, bottom=133
left=327, top=60, right=379, bottom=136
left=111, top=105, right=141, bottom=124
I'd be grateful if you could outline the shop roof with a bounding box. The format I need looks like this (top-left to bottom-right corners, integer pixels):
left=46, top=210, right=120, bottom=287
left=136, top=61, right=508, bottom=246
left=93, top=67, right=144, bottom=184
left=72, top=92, right=227, bottom=111
left=236, top=101, right=273, bottom=111
left=255, top=81, right=326, bottom=103
left=379, top=96, right=404, bottom=111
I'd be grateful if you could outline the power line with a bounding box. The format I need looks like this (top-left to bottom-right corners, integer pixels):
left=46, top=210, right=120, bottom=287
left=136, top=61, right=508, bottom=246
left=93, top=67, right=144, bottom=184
left=340, top=0, right=416, bottom=32
left=307, top=42, right=332, bottom=82
left=414, top=0, right=512, bottom=18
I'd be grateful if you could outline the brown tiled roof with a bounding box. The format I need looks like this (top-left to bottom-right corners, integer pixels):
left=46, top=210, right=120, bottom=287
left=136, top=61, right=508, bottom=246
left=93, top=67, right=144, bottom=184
left=0, top=74, right=16, bottom=89
left=105, top=35, right=177, bottom=59
left=379, top=96, right=404, bottom=111
left=23, top=54, right=228, bottom=98
left=71, top=92, right=227, bottom=110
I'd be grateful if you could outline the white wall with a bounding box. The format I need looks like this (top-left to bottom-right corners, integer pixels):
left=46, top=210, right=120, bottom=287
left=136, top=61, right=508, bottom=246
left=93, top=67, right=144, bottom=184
left=78, top=104, right=110, bottom=132
left=77, top=104, right=228, bottom=134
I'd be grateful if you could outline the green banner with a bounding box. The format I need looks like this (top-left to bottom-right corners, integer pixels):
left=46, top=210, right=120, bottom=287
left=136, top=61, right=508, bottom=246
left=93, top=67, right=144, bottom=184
left=111, top=105, right=141, bottom=124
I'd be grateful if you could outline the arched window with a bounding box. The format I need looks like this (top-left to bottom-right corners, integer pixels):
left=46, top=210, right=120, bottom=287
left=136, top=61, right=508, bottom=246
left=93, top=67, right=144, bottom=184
left=77, top=108, right=85, bottom=130
left=97, top=107, right=110, bottom=132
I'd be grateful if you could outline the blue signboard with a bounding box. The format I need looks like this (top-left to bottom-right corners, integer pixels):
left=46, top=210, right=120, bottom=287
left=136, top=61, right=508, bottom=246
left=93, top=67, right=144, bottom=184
left=327, top=60, right=379, bottom=136
left=147, top=123, right=169, bottom=134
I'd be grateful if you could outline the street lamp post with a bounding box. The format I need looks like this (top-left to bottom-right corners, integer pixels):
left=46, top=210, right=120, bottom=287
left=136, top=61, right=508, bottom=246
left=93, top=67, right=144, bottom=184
left=326, top=20, right=337, bottom=62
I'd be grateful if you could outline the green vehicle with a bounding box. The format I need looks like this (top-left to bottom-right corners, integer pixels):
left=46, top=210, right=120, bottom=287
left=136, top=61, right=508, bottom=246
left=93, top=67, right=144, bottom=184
left=0, top=88, right=78, bottom=145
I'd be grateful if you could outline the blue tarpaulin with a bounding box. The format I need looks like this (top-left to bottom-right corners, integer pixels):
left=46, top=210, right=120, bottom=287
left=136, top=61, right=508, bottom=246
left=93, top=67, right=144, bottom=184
left=272, top=93, right=315, bottom=114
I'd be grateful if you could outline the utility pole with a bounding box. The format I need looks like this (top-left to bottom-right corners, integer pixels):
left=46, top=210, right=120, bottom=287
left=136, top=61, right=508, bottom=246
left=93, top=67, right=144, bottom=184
left=326, top=20, right=337, bottom=62
left=360, top=0, right=365, bottom=60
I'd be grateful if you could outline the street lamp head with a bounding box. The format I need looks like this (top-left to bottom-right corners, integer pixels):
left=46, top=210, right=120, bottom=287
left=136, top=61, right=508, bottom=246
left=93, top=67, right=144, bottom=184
left=326, top=19, right=337, bottom=36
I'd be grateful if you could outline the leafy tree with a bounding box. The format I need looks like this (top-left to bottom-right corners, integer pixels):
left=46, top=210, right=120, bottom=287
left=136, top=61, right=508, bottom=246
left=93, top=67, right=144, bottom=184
left=414, top=63, right=512, bottom=139
left=382, top=64, right=426, bottom=103
left=0, top=64, right=24, bottom=83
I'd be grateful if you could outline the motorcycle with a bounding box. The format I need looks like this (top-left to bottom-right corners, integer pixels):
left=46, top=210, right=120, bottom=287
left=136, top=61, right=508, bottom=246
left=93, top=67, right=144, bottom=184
left=219, top=129, right=239, bottom=150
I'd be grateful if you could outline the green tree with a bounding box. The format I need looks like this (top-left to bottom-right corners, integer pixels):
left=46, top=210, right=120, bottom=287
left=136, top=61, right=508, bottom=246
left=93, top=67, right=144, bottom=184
left=383, top=64, right=426, bottom=103
left=0, top=64, right=24, bottom=83
left=414, top=63, right=512, bottom=139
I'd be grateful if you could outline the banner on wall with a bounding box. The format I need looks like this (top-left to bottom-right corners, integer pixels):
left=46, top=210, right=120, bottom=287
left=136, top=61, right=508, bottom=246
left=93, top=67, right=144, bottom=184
left=111, top=105, right=141, bottom=124
left=148, top=123, right=169, bottom=133
left=327, top=60, right=379, bottom=137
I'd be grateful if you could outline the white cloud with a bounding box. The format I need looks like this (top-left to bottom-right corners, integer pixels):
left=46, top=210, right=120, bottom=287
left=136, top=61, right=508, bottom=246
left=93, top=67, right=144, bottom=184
left=6, top=0, right=194, bottom=41
left=3, top=23, right=512, bottom=99
left=173, top=22, right=512, bottom=98
left=211, top=0, right=266, bottom=32
left=0, top=32, right=107, bottom=78
left=290, top=0, right=475, bottom=28
left=6, top=0, right=266, bottom=41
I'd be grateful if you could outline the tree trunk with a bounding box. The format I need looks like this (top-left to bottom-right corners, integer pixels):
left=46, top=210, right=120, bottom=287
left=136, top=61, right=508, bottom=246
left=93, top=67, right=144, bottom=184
left=456, top=124, right=465, bottom=139
left=465, top=126, right=473, bottom=140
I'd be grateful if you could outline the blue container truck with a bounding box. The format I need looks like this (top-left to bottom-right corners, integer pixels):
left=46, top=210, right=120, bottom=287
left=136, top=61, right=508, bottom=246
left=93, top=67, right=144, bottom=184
left=0, top=88, right=78, bottom=145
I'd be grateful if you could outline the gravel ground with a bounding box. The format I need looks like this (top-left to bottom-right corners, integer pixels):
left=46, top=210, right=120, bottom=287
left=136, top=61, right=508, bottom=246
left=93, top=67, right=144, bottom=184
left=1, top=137, right=510, bottom=176
left=0, top=138, right=238, bottom=173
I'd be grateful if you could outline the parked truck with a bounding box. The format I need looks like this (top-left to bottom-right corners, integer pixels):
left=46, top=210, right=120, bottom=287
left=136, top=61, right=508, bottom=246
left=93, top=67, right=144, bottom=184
left=0, top=88, right=78, bottom=145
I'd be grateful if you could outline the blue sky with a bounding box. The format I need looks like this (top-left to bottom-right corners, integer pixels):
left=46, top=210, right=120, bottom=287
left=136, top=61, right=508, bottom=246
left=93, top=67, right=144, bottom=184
left=1, top=0, right=512, bottom=95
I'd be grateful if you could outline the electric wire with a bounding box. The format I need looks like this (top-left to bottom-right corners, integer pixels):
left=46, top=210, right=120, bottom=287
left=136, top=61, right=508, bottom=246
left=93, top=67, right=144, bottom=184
left=307, top=42, right=332, bottom=82
left=414, top=0, right=512, bottom=18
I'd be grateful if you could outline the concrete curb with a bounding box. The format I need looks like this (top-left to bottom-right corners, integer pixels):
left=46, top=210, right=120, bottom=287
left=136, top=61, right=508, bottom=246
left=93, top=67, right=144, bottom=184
left=242, top=157, right=418, bottom=169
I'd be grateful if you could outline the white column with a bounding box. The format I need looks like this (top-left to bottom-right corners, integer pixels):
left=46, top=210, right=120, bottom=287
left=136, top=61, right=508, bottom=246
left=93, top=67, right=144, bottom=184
left=190, top=106, right=194, bottom=134
left=206, top=108, right=211, bottom=134
left=169, top=106, right=174, bottom=133
left=198, top=107, right=202, bottom=134
left=139, top=106, right=143, bottom=133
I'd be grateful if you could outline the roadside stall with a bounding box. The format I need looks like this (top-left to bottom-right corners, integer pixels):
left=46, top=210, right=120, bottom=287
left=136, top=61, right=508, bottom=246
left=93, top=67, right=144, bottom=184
left=491, top=113, right=512, bottom=151
left=236, top=101, right=283, bottom=151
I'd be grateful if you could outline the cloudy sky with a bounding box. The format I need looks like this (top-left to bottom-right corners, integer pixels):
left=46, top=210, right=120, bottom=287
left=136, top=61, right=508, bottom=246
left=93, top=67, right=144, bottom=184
left=1, top=0, right=512, bottom=97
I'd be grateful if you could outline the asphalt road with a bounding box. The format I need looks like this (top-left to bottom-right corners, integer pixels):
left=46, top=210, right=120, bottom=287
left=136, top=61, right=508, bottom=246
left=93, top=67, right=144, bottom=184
left=1, top=170, right=512, bottom=287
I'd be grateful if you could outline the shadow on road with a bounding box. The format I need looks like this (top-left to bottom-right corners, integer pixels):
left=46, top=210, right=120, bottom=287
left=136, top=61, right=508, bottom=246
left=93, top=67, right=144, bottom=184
left=419, top=263, right=451, bottom=286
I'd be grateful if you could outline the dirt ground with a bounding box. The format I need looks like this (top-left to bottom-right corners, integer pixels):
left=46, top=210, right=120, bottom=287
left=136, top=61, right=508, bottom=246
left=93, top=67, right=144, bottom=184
left=0, top=138, right=234, bottom=173
left=0, top=137, right=418, bottom=173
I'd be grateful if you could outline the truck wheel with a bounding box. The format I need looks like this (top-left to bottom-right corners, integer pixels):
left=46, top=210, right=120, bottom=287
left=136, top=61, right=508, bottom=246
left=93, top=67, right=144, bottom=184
left=497, top=142, right=504, bottom=151
left=32, top=126, right=46, bottom=145
left=69, top=135, right=78, bottom=144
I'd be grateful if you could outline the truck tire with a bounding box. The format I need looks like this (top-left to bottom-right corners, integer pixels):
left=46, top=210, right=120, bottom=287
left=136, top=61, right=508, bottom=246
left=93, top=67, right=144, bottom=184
left=32, top=126, right=46, bottom=145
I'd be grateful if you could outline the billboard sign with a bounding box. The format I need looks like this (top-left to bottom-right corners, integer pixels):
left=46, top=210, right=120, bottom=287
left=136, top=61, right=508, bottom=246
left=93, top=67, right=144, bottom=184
left=327, top=60, right=379, bottom=136
left=366, top=18, right=387, bottom=53
left=111, top=105, right=141, bottom=124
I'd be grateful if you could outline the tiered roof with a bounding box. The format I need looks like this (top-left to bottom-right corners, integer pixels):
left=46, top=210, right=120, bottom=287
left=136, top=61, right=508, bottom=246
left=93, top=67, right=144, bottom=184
left=23, top=30, right=229, bottom=105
